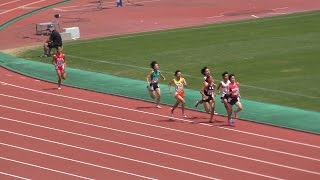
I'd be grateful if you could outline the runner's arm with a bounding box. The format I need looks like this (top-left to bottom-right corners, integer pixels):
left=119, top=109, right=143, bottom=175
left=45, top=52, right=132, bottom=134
left=183, top=78, right=188, bottom=87
left=160, top=73, right=166, bottom=81
left=52, top=56, right=55, bottom=66
left=64, top=55, right=67, bottom=67
left=200, top=82, right=208, bottom=99
left=168, top=79, right=173, bottom=94
left=217, top=82, right=222, bottom=91
left=146, top=71, right=152, bottom=84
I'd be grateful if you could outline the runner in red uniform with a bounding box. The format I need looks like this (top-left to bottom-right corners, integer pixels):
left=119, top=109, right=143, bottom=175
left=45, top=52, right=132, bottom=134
left=52, top=47, right=67, bottom=90
left=226, top=74, right=242, bottom=125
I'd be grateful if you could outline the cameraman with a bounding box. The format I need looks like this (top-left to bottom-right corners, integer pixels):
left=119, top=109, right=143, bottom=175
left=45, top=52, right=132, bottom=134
left=40, top=24, right=62, bottom=57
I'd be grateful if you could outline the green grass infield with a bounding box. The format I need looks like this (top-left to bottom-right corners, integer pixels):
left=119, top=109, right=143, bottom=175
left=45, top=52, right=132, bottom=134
left=20, top=11, right=320, bottom=112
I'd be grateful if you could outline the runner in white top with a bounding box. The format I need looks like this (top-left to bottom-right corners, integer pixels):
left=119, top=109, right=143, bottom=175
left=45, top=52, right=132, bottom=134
left=217, top=71, right=230, bottom=111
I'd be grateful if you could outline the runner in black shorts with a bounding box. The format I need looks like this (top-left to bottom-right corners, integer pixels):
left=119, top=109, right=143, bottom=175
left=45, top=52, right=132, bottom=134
left=200, top=75, right=216, bottom=123
left=226, top=74, right=243, bottom=125
left=146, top=61, right=166, bottom=108
left=148, top=82, right=159, bottom=91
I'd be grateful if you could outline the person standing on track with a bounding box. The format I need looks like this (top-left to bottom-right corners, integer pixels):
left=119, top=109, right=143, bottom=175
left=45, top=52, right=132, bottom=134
left=146, top=61, right=166, bottom=108
left=52, top=46, right=67, bottom=90
left=226, top=74, right=242, bottom=125
left=217, top=71, right=231, bottom=112
left=200, top=75, right=216, bottom=123
left=168, top=70, right=188, bottom=118
left=116, top=0, right=123, bottom=7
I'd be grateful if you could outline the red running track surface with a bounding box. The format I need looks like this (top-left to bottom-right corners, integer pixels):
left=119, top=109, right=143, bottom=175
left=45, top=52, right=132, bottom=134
left=0, top=0, right=64, bottom=25
left=0, top=67, right=320, bottom=180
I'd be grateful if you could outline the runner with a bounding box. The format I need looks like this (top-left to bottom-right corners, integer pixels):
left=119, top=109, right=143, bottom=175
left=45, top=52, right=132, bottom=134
left=194, top=66, right=218, bottom=115
left=226, top=74, right=243, bottom=125
left=146, top=61, right=166, bottom=108
left=51, top=47, right=66, bottom=90
left=217, top=71, right=231, bottom=112
left=168, top=70, right=188, bottom=118
left=200, top=75, right=216, bottom=123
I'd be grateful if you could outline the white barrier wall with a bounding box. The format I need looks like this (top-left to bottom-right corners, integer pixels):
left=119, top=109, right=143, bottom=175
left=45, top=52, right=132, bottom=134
left=63, top=27, right=80, bottom=40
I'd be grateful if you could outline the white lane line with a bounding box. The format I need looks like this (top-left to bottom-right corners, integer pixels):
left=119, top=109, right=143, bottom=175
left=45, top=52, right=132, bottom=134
left=21, top=6, right=40, bottom=10
left=268, top=12, right=288, bottom=15
left=0, top=0, right=21, bottom=7
left=1, top=81, right=319, bottom=149
left=241, top=84, right=319, bottom=99
left=0, top=172, right=31, bottom=180
left=0, top=0, right=46, bottom=15
left=0, top=157, right=94, bottom=180
left=207, top=15, right=224, bottom=18
left=271, top=7, right=289, bottom=11
left=1, top=115, right=319, bottom=176
left=0, top=129, right=222, bottom=180
left=251, top=15, right=260, bottom=18
left=56, top=0, right=157, bottom=9
left=1, top=95, right=319, bottom=163
left=54, top=0, right=161, bottom=11
left=0, top=143, right=157, bottom=180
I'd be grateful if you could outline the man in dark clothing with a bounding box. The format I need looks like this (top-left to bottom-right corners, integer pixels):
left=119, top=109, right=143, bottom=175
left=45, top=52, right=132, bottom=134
left=41, top=24, right=63, bottom=57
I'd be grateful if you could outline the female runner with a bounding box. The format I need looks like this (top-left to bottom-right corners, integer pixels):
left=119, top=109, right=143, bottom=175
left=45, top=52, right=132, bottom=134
left=146, top=61, right=166, bottom=108
left=52, top=46, right=66, bottom=89
left=169, top=70, right=188, bottom=118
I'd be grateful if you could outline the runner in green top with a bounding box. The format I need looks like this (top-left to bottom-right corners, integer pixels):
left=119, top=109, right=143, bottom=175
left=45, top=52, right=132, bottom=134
left=146, top=61, right=166, bottom=108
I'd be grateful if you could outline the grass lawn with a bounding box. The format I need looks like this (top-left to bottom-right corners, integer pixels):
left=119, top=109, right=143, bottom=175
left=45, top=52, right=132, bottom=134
left=20, top=11, right=320, bottom=112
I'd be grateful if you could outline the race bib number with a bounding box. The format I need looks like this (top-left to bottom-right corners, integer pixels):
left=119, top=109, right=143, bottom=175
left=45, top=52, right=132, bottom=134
left=176, top=84, right=184, bottom=91
left=152, top=78, right=158, bottom=83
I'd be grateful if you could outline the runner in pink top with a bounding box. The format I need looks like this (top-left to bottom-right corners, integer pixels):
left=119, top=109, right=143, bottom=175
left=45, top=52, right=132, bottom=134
left=226, top=74, right=243, bottom=125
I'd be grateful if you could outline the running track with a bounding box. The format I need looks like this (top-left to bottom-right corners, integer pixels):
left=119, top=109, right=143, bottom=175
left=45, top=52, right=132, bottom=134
left=1, top=67, right=320, bottom=180
left=1, top=0, right=320, bottom=179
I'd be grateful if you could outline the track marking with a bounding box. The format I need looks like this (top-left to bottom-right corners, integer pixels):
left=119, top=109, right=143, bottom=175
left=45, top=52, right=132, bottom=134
left=1, top=81, right=319, bottom=148
left=207, top=15, right=224, bottom=18
left=0, top=0, right=46, bottom=15
left=0, top=129, right=222, bottom=180
left=0, top=157, right=94, bottom=180
left=268, top=12, right=288, bottom=15
left=241, top=84, right=319, bottom=99
left=1, top=94, right=320, bottom=162
left=0, top=143, right=157, bottom=180
left=21, top=6, right=40, bottom=10
left=271, top=7, right=289, bottom=11
left=0, top=0, right=21, bottom=7
left=57, top=0, right=160, bottom=9
left=54, top=0, right=161, bottom=12
left=1, top=115, right=319, bottom=176
left=251, top=15, right=260, bottom=18
left=0, top=172, right=31, bottom=180
left=56, top=2, right=114, bottom=9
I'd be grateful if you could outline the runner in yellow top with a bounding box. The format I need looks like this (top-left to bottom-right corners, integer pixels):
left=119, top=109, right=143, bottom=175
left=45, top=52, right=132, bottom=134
left=168, top=70, right=188, bottom=118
